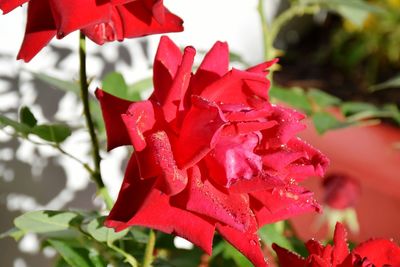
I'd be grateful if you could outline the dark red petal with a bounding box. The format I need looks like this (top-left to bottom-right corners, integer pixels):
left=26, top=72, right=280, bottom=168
left=95, top=89, right=133, bottom=150
left=49, top=0, right=112, bottom=38
left=152, top=36, right=183, bottom=101
left=176, top=96, right=227, bottom=169
left=323, top=173, right=361, bottom=210
left=272, top=243, right=305, bottom=267
left=121, top=100, right=158, bottom=152
left=251, top=185, right=320, bottom=227
left=200, top=69, right=270, bottom=107
left=105, top=156, right=215, bottom=254
left=332, top=222, right=350, bottom=265
left=176, top=165, right=257, bottom=233
left=189, top=41, right=229, bottom=96
left=307, top=255, right=331, bottom=267
left=0, top=0, right=27, bottom=14
left=217, top=224, right=268, bottom=267
left=305, top=239, right=325, bottom=256
left=16, top=0, right=57, bottom=62
left=118, top=1, right=183, bottom=38
left=352, top=238, right=400, bottom=266
left=135, top=131, right=188, bottom=195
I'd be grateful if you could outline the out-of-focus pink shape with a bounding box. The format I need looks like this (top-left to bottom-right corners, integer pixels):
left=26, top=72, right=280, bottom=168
left=291, top=121, right=400, bottom=243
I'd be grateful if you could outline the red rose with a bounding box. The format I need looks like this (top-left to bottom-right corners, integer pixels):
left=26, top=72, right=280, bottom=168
left=273, top=222, right=400, bottom=267
left=323, top=173, right=361, bottom=210
left=97, top=36, right=329, bottom=267
left=0, top=0, right=183, bottom=62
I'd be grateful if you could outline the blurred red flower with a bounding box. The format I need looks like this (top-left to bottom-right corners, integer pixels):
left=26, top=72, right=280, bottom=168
left=273, top=222, right=400, bottom=267
left=323, top=173, right=361, bottom=210
left=0, top=0, right=183, bottom=62
left=97, top=36, right=329, bottom=267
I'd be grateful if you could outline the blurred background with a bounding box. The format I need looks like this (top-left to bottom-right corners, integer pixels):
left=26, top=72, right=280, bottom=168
left=0, top=0, right=399, bottom=266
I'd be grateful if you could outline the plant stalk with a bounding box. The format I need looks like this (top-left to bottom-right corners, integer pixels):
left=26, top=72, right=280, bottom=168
left=79, top=31, right=113, bottom=210
left=142, top=230, right=156, bottom=267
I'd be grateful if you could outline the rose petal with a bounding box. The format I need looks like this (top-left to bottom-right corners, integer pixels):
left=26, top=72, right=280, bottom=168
left=121, top=100, right=159, bottom=152
left=332, top=222, right=350, bottom=264
left=95, top=89, right=133, bottom=150
left=261, top=106, right=306, bottom=148
left=246, top=59, right=278, bottom=74
left=106, top=156, right=215, bottom=254
left=176, top=96, right=227, bottom=169
left=229, top=172, right=286, bottom=193
left=152, top=36, right=183, bottom=101
left=217, top=223, right=268, bottom=267
left=251, top=185, right=320, bottom=226
left=352, top=238, right=400, bottom=266
left=174, top=165, right=257, bottom=233
left=307, top=255, right=331, bottom=267
left=119, top=1, right=183, bottom=38
left=82, top=5, right=124, bottom=44
left=272, top=243, right=306, bottom=267
left=16, top=0, right=57, bottom=62
left=200, top=68, right=270, bottom=107
left=135, top=131, right=188, bottom=195
left=188, top=41, right=229, bottom=97
left=161, top=46, right=195, bottom=124
left=49, top=0, right=112, bottom=38
left=0, top=0, right=28, bottom=14
left=205, top=133, right=262, bottom=187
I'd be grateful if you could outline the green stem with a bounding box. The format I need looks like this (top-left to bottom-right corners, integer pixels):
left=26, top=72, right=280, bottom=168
left=257, top=0, right=270, bottom=61
left=142, top=230, right=156, bottom=267
left=108, top=243, right=139, bottom=267
left=269, top=5, right=320, bottom=55
left=79, top=31, right=113, bottom=210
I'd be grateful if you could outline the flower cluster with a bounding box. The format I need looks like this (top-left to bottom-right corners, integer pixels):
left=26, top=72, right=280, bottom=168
left=273, top=222, right=400, bottom=266
left=0, top=0, right=183, bottom=61
left=97, top=36, right=329, bottom=267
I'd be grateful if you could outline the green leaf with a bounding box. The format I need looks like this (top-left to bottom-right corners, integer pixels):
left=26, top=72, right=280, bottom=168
left=19, top=106, right=37, bottom=127
left=103, top=72, right=151, bottom=101
left=14, top=210, right=81, bottom=233
left=31, top=124, right=72, bottom=143
left=0, top=113, right=71, bottom=143
left=127, top=77, right=152, bottom=100
left=270, top=86, right=312, bottom=114
left=103, top=72, right=128, bottom=96
left=30, top=72, right=80, bottom=94
left=221, top=242, right=252, bottom=267
left=341, top=102, right=378, bottom=116
left=88, top=248, right=107, bottom=267
left=301, top=0, right=384, bottom=26
left=307, top=89, right=341, bottom=108
left=370, top=75, right=400, bottom=91
left=0, top=114, right=31, bottom=135
left=312, top=112, right=348, bottom=134
left=0, top=227, right=24, bottom=241
left=130, top=228, right=149, bottom=244
left=47, top=239, right=92, bottom=267
left=259, top=222, right=293, bottom=250
left=87, top=217, right=129, bottom=244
